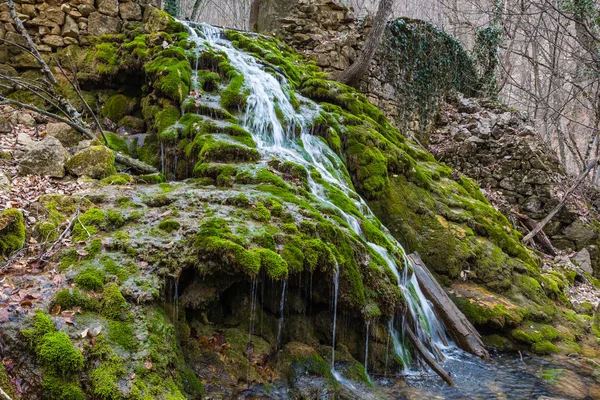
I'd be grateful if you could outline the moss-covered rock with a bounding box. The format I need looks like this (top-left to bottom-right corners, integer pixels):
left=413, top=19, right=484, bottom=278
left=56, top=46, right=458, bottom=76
left=101, top=94, right=138, bottom=122
left=0, top=208, right=25, bottom=256
left=66, top=146, right=117, bottom=179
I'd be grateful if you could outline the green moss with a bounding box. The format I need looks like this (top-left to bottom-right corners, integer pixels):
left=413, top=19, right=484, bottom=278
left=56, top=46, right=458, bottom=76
left=531, top=340, right=559, bottom=354
left=101, top=283, right=128, bottom=320
left=101, top=173, right=133, bottom=185
left=540, top=368, right=565, bottom=383
left=54, top=289, right=99, bottom=311
left=108, top=320, right=135, bottom=351
left=251, top=202, right=271, bottom=222
left=0, top=208, right=25, bottom=256
left=0, top=364, right=16, bottom=399
left=74, top=267, right=105, bottom=291
left=256, top=248, right=288, bottom=279
left=38, top=332, right=84, bottom=376
left=145, top=55, right=191, bottom=103
left=102, top=94, right=137, bottom=122
left=105, top=132, right=130, bottom=154
left=66, top=145, right=117, bottom=180
left=511, top=321, right=558, bottom=344
left=42, top=375, right=85, bottom=400
left=21, top=310, right=56, bottom=348
left=95, top=43, right=119, bottom=75
left=158, top=218, right=181, bottom=233
left=221, top=74, right=248, bottom=110
left=135, top=173, right=166, bottom=184
left=198, top=70, right=221, bottom=91
left=195, top=234, right=261, bottom=276
left=156, top=106, right=181, bottom=139
left=73, top=208, right=105, bottom=242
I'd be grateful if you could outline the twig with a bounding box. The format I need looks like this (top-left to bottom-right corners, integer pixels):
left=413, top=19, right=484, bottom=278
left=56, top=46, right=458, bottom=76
left=76, top=217, right=91, bottom=239
left=0, top=386, right=13, bottom=400
left=45, top=196, right=87, bottom=255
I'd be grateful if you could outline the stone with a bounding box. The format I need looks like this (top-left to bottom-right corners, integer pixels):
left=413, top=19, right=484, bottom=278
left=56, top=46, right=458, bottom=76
left=572, top=248, right=593, bottom=275
left=0, top=116, right=11, bottom=133
left=87, top=12, right=121, bottom=35
left=46, top=122, right=80, bottom=148
left=17, top=113, right=36, bottom=127
left=63, top=37, right=79, bottom=45
left=76, top=4, right=95, bottom=17
left=119, top=2, right=141, bottom=20
left=37, top=44, right=52, bottom=52
left=17, top=136, right=68, bottom=178
left=66, top=145, right=116, bottom=179
left=0, top=171, right=10, bottom=193
left=44, top=6, right=65, bottom=25
left=563, top=219, right=598, bottom=248
left=98, top=0, right=119, bottom=17
left=21, top=4, right=36, bottom=17
left=61, top=15, right=79, bottom=38
left=74, top=139, right=94, bottom=153
left=41, top=34, right=64, bottom=48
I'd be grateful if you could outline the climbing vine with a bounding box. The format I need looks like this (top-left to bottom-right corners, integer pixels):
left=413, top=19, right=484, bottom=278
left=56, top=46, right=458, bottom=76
left=385, top=19, right=479, bottom=141
left=472, top=25, right=503, bottom=98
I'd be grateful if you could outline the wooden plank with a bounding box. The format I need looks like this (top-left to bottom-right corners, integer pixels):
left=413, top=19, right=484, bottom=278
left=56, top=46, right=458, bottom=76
left=409, top=252, right=490, bottom=360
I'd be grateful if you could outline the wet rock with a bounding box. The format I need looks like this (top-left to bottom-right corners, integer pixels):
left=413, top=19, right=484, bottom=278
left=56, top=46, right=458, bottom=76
left=46, top=122, right=80, bottom=148
left=66, top=145, right=116, bottom=179
left=17, top=136, right=68, bottom=178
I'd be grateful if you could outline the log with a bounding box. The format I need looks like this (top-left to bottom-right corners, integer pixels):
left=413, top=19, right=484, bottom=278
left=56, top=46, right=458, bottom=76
left=409, top=253, right=490, bottom=360
left=514, top=211, right=556, bottom=256
left=405, top=326, right=456, bottom=387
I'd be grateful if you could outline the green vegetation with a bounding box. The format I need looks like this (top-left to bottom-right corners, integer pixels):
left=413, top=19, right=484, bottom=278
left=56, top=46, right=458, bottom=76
left=0, top=208, right=25, bottom=256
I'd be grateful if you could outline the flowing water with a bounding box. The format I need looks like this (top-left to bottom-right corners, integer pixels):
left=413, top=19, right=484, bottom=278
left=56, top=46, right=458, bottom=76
left=179, top=23, right=600, bottom=399
left=331, top=262, right=340, bottom=370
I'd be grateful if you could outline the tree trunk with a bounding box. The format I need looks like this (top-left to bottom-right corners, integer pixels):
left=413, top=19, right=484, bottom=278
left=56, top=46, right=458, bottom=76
left=189, top=0, right=204, bottom=21
left=339, top=0, right=395, bottom=86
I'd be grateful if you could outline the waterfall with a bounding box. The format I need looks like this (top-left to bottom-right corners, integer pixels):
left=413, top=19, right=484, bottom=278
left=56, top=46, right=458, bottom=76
left=183, top=21, right=451, bottom=374
left=276, top=279, right=287, bottom=351
left=332, top=263, right=340, bottom=370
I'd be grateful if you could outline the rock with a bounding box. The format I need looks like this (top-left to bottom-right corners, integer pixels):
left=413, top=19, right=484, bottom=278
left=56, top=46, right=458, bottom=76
left=98, top=0, right=119, bottom=17
left=76, top=4, right=95, bottom=17
left=0, top=171, right=10, bottom=193
left=87, top=12, right=121, bottom=35
left=61, top=15, right=79, bottom=38
left=119, top=2, right=141, bottom=21
left=17, top=136, right=68, bottom=178
left=46, top=122, right=80, bottom=148
left=40, top=34, right=64, bottom=48
left=0, top=116, right=11, bottom=133
left=74, top=139, right=94, bottom=153
left=563, top=219, right=598, bottom=248
left=66, top=145, right=116, bottom=179
left=572, top=248, right=593, bottom=275
left=17, top=113, right=36, bottom=127
left=44, top=6, right=65, bottom=25
left=143, top=6, right=183, bottom=33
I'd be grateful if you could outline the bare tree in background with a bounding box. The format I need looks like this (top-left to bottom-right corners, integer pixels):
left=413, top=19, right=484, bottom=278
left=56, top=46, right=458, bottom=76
left=340, top=0, right=395, bottom=85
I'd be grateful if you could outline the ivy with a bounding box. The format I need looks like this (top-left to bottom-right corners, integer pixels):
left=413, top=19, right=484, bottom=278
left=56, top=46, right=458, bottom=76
left=472, top=25, right=503, bottom=98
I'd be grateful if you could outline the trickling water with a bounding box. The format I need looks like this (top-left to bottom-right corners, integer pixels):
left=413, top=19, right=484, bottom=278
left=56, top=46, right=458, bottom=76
left=331, top=263, right=340, bottom=370
left=364, top=320, right=370, bottom=376
left=249, top=276, right=257, bottom=342
left=276, top=279, right=287, bottom=351
left=183, top=21, right=450, bottom=376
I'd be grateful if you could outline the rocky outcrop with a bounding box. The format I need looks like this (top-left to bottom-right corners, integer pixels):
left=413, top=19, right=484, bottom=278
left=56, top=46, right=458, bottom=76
left=429, top=94, right=600, bottom=275
left=66, top=145, right=116, bottom=178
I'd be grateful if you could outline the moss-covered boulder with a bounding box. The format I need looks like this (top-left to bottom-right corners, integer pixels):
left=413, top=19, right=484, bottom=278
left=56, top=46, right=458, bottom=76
left=101, top=94, right=138, bottom=122
left=66, top=146, right=117, bottom=179
left=0, top=208, right=25, bottom=256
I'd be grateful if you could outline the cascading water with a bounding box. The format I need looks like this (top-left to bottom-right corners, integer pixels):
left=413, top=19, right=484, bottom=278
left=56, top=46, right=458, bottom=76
left=276, top=279, right=287, bottom=351
left=331, top=262, right=340, bottom=370
left=183, top=21, right=452, bottom=379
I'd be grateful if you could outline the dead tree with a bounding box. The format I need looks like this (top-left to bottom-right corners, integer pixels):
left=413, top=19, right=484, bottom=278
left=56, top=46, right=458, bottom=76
left=339, top=0, right=395, bottom=86
left=0, top=0, right=158, bottom=175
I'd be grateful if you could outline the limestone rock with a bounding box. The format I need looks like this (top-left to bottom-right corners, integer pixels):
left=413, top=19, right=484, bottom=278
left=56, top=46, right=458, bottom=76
left=44, top=6, right=65, bottom=25
left=0, top=171, right=10, bottom=193
left=572, top=248, right=593, bottom=274
left=61, top=15, right=79, bottom=38
left=46, top=122, right=80, bottom=148
left=41, top=34, right=64, bottom=47
left=18, top=136, right=68, bottom=178
left=563, top=219, right=598, bottom=248
left=87, top=12, right=121, bottom=35
left=98, top=0, right=119, bottom=17
left=17, top=113, right=36, bottom=127
left=119, top=2, right=141, bottom=21
left=143, top=6, right=183, bottom=33
left=76, top=4, right=95, bottom=17
left=66, top=145, right=116, bottom=179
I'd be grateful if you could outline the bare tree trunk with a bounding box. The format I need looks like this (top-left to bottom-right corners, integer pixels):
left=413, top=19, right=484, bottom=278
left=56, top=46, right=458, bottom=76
left=339, top=0, right=395, bottom=86
left=189, top=0, right=204, bottom=21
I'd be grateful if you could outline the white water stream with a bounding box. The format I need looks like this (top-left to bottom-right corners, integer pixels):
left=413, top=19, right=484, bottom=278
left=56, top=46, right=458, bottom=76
left=183, top=22, right=453, bottom=381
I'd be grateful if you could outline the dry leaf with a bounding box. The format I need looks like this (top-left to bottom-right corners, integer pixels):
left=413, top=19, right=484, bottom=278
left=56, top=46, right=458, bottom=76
left=144, top=360, right=152, bottom=370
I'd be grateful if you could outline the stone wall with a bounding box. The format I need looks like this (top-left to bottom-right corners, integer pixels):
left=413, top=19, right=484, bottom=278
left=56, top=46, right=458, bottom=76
left=251, top=0, right=479, bottom=140
left=430, top=94, right=600, bottom=275
left=0, top=0, right=154, bottom=56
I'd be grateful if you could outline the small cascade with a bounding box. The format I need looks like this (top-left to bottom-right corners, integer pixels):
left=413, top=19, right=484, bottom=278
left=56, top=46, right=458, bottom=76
left=182, top=21, right=453, bottom=377
left=249, top=276, right=258, bottom=342
left=331, top=263, right=340, bottom=370
left=276, top=279, right=287, bottom=351
left=364, top=320, right=370, bottom=376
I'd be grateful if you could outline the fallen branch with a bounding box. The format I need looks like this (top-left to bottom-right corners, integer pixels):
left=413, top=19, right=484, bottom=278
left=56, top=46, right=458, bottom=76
left=114, top=152, right=159, bottom=174
left=405, top=326, right=456, bottom=386
left=522, top=156, right=600, bottom=243
left=514, top=211, right=556, bottom=255
left=0, top=386, right=13, bottom=400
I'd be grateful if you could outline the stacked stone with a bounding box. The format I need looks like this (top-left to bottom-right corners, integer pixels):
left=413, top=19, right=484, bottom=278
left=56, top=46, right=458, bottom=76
left=430, top=93, right=600, bottom=257
left=0, top=0, right=149, bottom=55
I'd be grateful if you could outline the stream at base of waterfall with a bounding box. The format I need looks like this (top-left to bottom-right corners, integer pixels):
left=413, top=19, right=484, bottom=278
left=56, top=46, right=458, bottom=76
left=178, top=22, right=598, bottom=399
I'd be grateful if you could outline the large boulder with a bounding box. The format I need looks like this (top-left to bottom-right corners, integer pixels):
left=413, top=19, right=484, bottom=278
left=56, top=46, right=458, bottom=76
left=143, top=6, right=184, bottom=34
left=66, top=145, right=116, bottom=179
left=120, top=2, right=142, bottom=21
left=46, top=122, right=80, bottom=148
left=17, top=136, right=68, bottom=178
